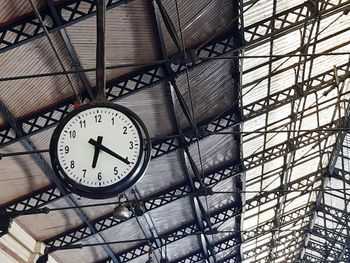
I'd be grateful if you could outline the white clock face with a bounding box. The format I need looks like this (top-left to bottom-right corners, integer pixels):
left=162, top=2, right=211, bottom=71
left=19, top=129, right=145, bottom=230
left=56, top=106, right=142, bottom=188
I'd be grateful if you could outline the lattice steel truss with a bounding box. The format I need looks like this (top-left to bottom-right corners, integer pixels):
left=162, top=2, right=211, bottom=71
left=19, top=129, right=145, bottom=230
left=1, top=0, right=350, bottom=262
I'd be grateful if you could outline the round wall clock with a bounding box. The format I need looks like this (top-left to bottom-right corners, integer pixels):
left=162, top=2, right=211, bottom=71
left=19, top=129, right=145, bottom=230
left=50, top=100, right=151, bottom=199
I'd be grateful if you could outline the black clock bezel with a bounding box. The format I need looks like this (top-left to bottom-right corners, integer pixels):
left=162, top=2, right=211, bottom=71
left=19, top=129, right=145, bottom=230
left=50, top=100, right=151, bottom=199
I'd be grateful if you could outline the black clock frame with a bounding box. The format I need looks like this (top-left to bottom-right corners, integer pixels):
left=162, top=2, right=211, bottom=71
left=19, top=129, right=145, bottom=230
left=50, top=100, right=151, bottom=199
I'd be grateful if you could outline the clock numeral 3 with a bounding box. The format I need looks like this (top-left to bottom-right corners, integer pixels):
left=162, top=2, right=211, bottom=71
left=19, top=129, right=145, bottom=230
left=95, top=114, right=102, bottom=123
left=70, top=160, right=75, bottom=169
left=65, top=146, right=69, bottom=154
left=114, top=167, right=118, bottom=175
left=129, top=141, right=133, bottom=149
left=123, top=126, right=127, bottom=134
left=69, top=130, right=76, bottom=138
left=98, top=172, right=102, bottom=181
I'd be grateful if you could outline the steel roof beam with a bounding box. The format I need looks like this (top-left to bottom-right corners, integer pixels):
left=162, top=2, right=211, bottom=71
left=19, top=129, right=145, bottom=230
left=45, top=0, right=94, bottom=100
left=2, top=116, right=338, bottom=247
left=38, top=117, right=337, bottom=246
left=0, top=101, right=120, bottom=263
left=111, top=202, right=240, bottom=263
left=168, top=233, right=241, bottom=263
left=0, top=0, right=131, bottom=54
left=2, top=0, right=350, bottom=148
left=0, top=28, right=239, bottom=148
left=149, top=1, right=233, bottom=260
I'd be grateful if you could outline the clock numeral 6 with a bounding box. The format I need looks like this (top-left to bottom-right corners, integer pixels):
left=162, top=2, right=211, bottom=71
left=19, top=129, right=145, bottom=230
left=114, top=167, right=118, bottom=175
left=98, top=172, right=102, bottom=181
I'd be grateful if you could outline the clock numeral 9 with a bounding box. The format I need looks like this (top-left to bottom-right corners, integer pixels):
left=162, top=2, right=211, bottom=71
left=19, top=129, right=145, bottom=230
left=123, top=126, right=127, bottom=134
left=114, top=167, right=118, bottom=175
left=95, top=114, right=102, bottom=123
left=70, top=160, right=75, bottom=169
left=69, top=130, right=76, bottom=138
left=98, top=172, right=102, bottom=181
left=129, top=141, right=133, bottom=149
left=65, top=146, right=69, bottom=154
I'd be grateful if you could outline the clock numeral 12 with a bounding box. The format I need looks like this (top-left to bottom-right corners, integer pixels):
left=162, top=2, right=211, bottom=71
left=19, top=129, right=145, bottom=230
left=95, top=114, right=102, bottom=123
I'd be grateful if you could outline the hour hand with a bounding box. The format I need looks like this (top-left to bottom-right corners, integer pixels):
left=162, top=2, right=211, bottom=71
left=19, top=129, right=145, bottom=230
left=91, top=136, right=103, bottom=168
left=88, top=139, right=130, bottom=165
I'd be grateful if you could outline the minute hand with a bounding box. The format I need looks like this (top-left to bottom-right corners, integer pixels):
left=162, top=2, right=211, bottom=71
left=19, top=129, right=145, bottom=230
left=88, top=139, right=130, bottom=164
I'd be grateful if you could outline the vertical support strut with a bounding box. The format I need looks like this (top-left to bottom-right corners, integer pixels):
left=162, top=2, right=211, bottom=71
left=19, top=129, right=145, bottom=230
left=96, top=0, right=106, bottom=97
left=150, top=1, right=218, bottom=261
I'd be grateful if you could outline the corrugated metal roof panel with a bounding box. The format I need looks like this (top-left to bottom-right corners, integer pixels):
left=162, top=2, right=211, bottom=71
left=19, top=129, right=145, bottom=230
left=160, top=0, right=235, bottom=55
left=188, top=133, right=239, bottom=173
left=176, top=59, right=237, bottom=127
left=148, top=197, right=194, bottom=235
left=0, top=141, right=51, bottom=204
left=0, top=0, right=55, bottom=24
left=116, top=82, right=176, bottom=139
left=101, top=216, right=152, bottom=254
left=136, top=151, right=187, bottom=197
left=0, top=32, right=81, bottom=119
left=51, top=234, right=108, bottom=263
left=65, top=0, right=160, bottom=86
left=15, top=198, right=83, bottom=241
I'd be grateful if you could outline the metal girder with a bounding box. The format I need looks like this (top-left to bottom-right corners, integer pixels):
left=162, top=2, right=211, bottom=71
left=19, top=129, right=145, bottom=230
left=45, top=0, right=94, bottom=100
left=44, top=159, right=239, bottom=247
left=2, top=115, right=338, bottom=247
left=44, top=117, right=335, bottom=247
left=303, top=252, right=327, bottom=262
left=242, top=61, right=350, bottom=122
left=243, top=203, right=314, bottom=248
left=149, top=0, right=234, bottom=260
left=1, top=106, right=241, bottom=222
left=168, top=234, right=241, bottom=263
left=0, top=28, right=238, bottom=148
left=243, top=0, right=350, bottom=51
left=244, top=231, right=304, bottom=262
left=0, top=0, right=130, bottom=53
left=243, top=119, right=340, bottom=169
left=245, top=170, right=322, bottom=211
left=105, top=202, right=240, bottom=263
left=249, top=236, right=303, bottom=263
left=0, top=104, right=239, bottom=213
left=2, top=0, right=349, bottom=148
left=0, top=101, right=120, bottom=263
left=306, top=241, right=343, bottom=260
